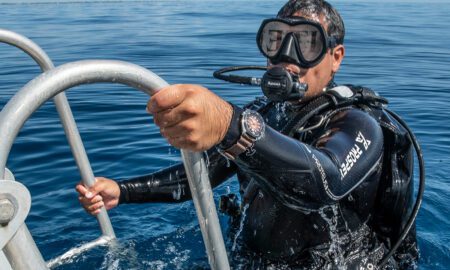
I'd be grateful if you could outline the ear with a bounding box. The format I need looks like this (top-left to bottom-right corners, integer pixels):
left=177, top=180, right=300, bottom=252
left=331, top=44, right=345, bottom=73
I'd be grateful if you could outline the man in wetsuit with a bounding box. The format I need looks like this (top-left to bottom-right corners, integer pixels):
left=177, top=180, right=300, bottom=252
left=76, top=0, right=417, bottom=268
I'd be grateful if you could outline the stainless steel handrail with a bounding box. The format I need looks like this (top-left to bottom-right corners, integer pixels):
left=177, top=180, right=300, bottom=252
left=0, top=29, right=115, bottom=239
left=0, top=29, right=113, bottom=269
left=0, top=60, right=230, bottom=270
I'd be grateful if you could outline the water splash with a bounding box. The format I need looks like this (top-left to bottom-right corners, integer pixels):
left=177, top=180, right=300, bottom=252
left=232, top=204, right=249, bottom=252
left=318, top=204, right=346, bottom=270
left=203, top=150, right=210, bottom=168
left=221, top=153, right=231, bottom=168
left=172, top=182, right=182, bottom=200
left=275, top=102, right=289, bottom=122
left=165, top=242, right=191, bottom=269
left=102, top=256, right=119, bottom=270
left=99, top=240, right=140, bottom=270
left=46, top=236, right=111, bottom=268
left=144, top=260, right=167, bottom=270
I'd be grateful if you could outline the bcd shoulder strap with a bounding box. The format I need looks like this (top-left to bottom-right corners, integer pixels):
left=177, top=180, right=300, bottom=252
left=281, top=84, right=388, bottom=137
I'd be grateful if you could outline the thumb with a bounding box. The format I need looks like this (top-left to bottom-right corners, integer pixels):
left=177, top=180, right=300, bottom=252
left=75, top=183, right=89, bottom=196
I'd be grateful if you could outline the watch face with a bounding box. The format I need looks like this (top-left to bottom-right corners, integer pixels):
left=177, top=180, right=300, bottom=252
left=243, top=110, right=265, bottom=139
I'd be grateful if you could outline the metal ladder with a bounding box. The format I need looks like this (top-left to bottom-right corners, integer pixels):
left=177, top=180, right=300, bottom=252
left=0, top=29, right=229, bottom=270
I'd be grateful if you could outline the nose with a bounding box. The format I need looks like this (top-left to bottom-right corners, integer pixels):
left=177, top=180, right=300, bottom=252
left=271, top=33, right=301, bottom=66
left=267, top=34, right=306, bottom=76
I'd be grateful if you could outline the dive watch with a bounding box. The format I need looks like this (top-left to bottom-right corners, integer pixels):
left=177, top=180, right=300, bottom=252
left=221, top=109, right=265, bottom=160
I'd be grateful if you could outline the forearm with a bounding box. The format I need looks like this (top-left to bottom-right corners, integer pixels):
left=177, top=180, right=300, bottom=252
left=118, top=163, right=190, bottom=204
left=118, top=149, right=237, bottom=204
left=234, top=126, right=337, bottom=209
left=228, top=107, right=384, bottom=209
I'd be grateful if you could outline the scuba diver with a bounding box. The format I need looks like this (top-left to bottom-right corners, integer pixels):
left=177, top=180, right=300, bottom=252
left=76, top=0, right=420, bottom=268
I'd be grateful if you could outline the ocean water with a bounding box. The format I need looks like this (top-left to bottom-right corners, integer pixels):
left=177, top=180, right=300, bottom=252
left=0, top=0, right=449, bottom=269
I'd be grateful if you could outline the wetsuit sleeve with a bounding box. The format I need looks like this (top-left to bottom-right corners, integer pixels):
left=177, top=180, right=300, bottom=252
left=118, top=149, right=237, bottom=204
left=234, top=108, right=384, bottom=209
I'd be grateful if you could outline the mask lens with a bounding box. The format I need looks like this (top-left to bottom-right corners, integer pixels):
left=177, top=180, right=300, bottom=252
left=292, top=24, right=324, bottom=62
left=259, top=21, right=290, bottom=57
left=258, top=19, right=327, bottom=66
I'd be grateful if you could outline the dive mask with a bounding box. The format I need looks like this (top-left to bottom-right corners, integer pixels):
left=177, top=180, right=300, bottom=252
left=257, top=17, right=337, bottom=68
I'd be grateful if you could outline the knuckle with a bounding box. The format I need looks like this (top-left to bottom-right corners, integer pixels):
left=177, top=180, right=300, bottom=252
left=185, top=133, right=199, bottom=145
left=151, top=94, right=161, bottom=106
left=89, top=202, right=102, bottom=211
left=185, top=86, right=196, bottom=95
left=181, top=121, right=195, bottom=132
left=183, top=100, right=199, bottom=115
left=187, top=84, right=204, bottom=93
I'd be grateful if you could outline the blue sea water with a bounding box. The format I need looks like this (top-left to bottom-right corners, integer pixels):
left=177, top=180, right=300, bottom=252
left=0, top=0, right=449, bottom=269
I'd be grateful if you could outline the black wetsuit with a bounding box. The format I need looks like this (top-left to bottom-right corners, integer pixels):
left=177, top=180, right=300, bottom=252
left=118, top=87, right=417, bottom=269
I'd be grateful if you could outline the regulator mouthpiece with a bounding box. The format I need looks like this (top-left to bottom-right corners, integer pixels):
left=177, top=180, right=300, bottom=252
left=261, top=66, right=308, bottom=102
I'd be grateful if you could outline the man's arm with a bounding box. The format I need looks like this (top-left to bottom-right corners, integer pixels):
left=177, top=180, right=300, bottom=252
left=233, top=108, right=384, bottom=210
left=76, top=149, right=236, bottom=215
left=118, top=149, right=237, bottom=204
left=77, top=84, right=247, bottom=214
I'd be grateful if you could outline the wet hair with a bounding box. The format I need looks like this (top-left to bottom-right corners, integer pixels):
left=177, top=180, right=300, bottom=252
left=277, top=0, right=345, bottom=45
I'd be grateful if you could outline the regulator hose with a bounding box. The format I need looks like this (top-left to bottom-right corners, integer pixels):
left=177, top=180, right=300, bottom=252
left=213, top=65, right=266, bottom=86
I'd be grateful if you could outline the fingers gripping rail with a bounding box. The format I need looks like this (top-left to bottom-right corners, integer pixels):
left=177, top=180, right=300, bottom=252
left=0, top=60, right=230, bottom=269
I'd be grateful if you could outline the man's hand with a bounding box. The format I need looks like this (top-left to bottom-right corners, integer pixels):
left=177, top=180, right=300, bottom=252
left=75, top=177, right=120, bottom=215
left=148, top=84, right=233, bottom=152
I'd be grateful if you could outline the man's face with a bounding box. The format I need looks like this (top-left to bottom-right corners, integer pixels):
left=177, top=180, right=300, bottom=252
left=268, top=12, right=345, bottom=99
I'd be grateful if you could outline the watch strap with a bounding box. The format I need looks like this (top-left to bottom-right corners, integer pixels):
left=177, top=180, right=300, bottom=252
left=218, top=103, right=244, bottom=149
left=221, top=133, right=254, bottom=160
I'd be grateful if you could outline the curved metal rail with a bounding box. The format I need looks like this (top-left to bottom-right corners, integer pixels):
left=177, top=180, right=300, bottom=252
left=0, top=28, right=116, bottom=239
left=0, top=60, right=230, bottom=270
left=0, top=29, right=114, bottom=269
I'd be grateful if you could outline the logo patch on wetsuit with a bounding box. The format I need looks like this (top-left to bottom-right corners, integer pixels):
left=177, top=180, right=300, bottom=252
left=356, top=131, right=371, bottom=150
left=339, top=131, right=371, bottom=179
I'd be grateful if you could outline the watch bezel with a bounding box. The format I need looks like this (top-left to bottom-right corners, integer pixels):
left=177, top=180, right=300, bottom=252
left=241, top=109, right=265, bottom=140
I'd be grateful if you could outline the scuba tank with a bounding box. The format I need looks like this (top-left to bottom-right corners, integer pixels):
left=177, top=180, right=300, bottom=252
left=374, top=108, right=419, bottom=264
